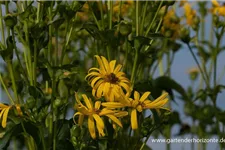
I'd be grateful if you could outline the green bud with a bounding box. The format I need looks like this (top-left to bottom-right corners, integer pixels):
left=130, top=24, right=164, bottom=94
left=53, top=98, right=62, bottom=108
left=58, top=79, right=68, bottom=99
left=119, top=22, right=132, bottom=36
left=164, top=30, right=173, bottom=38
left=70, top=125, right=81, bottom=137
left=45, top=114, right=53, bottom=133
left=180, top=27, right=190, bottom=43
left=4, top=15, right=17, bottom=28
left=26, top=97, right=36, bottom=109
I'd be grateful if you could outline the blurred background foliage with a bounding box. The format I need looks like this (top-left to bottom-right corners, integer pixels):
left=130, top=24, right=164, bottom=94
left=0, top=0, right=225, bottom=150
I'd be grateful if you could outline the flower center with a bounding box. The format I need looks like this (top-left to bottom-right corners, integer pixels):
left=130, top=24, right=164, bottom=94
left=105, top=73, right=119, bottom=84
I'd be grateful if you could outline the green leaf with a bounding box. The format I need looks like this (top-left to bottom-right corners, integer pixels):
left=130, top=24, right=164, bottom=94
left=153, top=76, right=189, bottom=101
left=28, top=86, right=44, bottom=99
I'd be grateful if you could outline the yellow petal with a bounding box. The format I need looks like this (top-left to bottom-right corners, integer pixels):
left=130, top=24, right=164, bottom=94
left=90, top=76, right=102, bottom=87
left=109, top=60, right=116, bottom=73
left=99, top=108, right=115, bottom=115
left=114, top=111, right=128, bottom=117
left=134, top=91, right=140, bottom=100
left=82, top=94, right=93, bottom=109
left=139, top=92, right=151, bottom=102
left=212, top=0, right=220, bottom=7
left=136, top=105, right=143, bottom=112
left=131, top=109, right=138, bottom=130
left=95, top=101, right=101, bottom=110
left=106, top=114, right=123, bottom=127
left=93, top=114, right=105, bottom=130
left=101, top=56, right=110, bottom=73
left=104, top=82, right=111, bottom=95
left=119, top=82, right=130, bottom=93
left=73, top=112, right=84, bottom=126
left=95, top=55, right=106, bottom=74
left=0, top=103, right=8, bottom=108
left=101, top=102, right=125, bottom=109
left=0, top=109, right=6, bottom=120
left=96, top=83, right=105, bottom=98
left=155, top=93, right=168, bottom=102
left=88, top=116, right=96, bottom=139
left=2, top=107, right=10, bottom=128
left=113, top=64, right=122, bottom=74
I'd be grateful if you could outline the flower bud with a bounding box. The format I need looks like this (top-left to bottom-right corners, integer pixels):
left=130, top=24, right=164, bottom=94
left=180, top=27, right=190, bottom=43
left=4, top=15, right=17, bottom=28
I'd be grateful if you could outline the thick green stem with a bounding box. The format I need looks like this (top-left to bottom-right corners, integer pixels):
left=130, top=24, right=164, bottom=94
left=144, top=0, right=163, bottom=36
left=136, top=0, right=139, bottom=36
left=48, top=2, right=53, bottom=64
left=140, top=1, right=148, bottom=35
left=0, top=74, right=14, bottom=104
left=0, top=5, right=5, bottom=45
left=6, top=61, right=19, bottom=104
left=11, top=29, right=28, bottom=83
left=33, top=40, right=37, bottom=86
left=187, top=43, right=210, bottom=88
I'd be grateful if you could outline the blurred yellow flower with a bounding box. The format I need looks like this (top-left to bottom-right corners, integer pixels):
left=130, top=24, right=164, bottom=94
left=211, top=0, right=225, bottom=16
left=73, top=93, right=127, bottom=139
left=113, top=1, right=133, bottom=14
left=161, top=9, right=181, bottom=39
left=86, top=55, right=131, bottom=102
left=0, top=103, right=22, bottom=128
left=184, top=3, right=196, bottom=26
left=102, top=91, right=169, bottom=129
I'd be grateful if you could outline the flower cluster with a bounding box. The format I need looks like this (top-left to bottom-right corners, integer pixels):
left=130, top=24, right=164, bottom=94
left=74, top=55, right=169, bottom=139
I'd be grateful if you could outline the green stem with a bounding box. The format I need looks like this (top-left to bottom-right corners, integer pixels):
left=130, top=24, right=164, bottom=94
left=24, top=21, right=33, bottom=85
left=55, top=30, right=59, bottom=66
left=5, top=2, right=10, bottom=37
left=0, top=74, right=14, bottom=104
left=99, top=1, right=105, bottom=30
left=140, top=1, right=148, bottom=35
left=6, top=61, right=19, bottom=104
left=48, top=3, right=53, bottom=64
left=130, top=49, right=138, bottom=89
left=0, top=5, right=5, bottom=45
left=187, top=43, right=210, bottom=88
left=136, top=0, right=139, bottom=36
left=144, top=0, right=163, bottom=36
left=109, top=0, right=113, bottom=30
left=39, top=126, right=46, bottom=150
left=11, top=29, right=28, bottom=83
left=117, top=0, right=122, bottom=22
left=33, top=40, right=37, bottom=86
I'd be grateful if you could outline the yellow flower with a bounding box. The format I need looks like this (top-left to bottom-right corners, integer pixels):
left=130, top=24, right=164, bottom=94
left=0, top=103, right=11, bottom=128
left=102, top=91, right=169, bottom=130
left=113, top=1, right=133, bottom=15
left=184, top=3, right=196, bottom=26
left=73, top=93, right=127, bottom=139
left=86, top=55, right=131, bottom=102
left=161, top=9, right=181, bottom=39
left=211, top=0, right=225, bottom=16
left=0, top=103, right=22, bottom=128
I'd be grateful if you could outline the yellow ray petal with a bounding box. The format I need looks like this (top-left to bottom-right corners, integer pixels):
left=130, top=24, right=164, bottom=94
left=99, top=108, right=115, bottom=116
left=93, top=114, right=105, bottom=129
left=114, top=111, right=128, bottom=117
left=90, top=76, right=102, bottom=87
left=113, top=64, right=122, bottom=74
left=139, top=92, right=151, bottom=102
left=134, top=91, right=140, bottom=100
left=106, top=114, right=123, bottom=127
left=131, top=109, right=138, bottom=130
left=94, top=101, right=101, bottom=110
left=82, top=94, right=93, bottom=109
left=73, top=112, right=83, bottom=126
left=101, top=56, right=110, bottom=72
left=109, top=60, right=116, bottom=72
left=0, top=103, right=8, bottom=108
left=0, top=109, right=6, bottom=120
left=95, top=55, right=106, bottom=73
left=96, top=83, right=105, bottom=98
left=2, top=107, right=10, bottom=128
left=101, top=102, right=125, bottom=109
left=88, top=116, right=96, bottom=139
